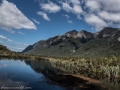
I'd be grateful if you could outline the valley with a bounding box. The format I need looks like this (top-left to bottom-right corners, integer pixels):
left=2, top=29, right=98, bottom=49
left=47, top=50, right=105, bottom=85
left=0, top=27, right=120, bottom=90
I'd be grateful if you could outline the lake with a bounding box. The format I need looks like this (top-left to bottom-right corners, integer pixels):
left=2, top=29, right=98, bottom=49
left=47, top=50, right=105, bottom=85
left=0, top=59, right=71, bottom=90
left=0, top=59, right=119, bottom=90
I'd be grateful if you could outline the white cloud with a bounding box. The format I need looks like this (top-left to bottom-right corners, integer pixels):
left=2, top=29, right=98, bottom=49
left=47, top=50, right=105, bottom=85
left=85, top=0, right=120, bottom=12
left=40, top=1, right=61, bottom=13
left=60, top=1, right=83, bottom=19
left=1, top=0, right=120, bottom=32
left=70, top=0, right=80, bottom=5
left=98, top=11, right=120, bottom=22
left=9, top=42, right=29, bottom=51
left=72, top=4, right=83, bottom=14
left=14, top=43, right=29, bottom=51
left=15, top=43, right=29, bottom=47
left=98, top=0, right=120, bottom=12
left=62, top=14, right=70, bottom=18
left=82, top=0, right=120, bottom=30
left=32, top=18, right=40, bottom=24
left=61, top=2, right=83, bottom=14
left=0, top=0, right=36, bottom=32
left=77, top=14, right=81, bottom=19
left=84, top=0, right=120, bottom=12
left=37, top=11, right=50, bottom=21
left=35, top=0, right=120, bottom=31
left=0, top=38, right=29, bottom=52
left=17, top=48, right=25, bottom=50
left=0, top=77, right=28, bottom=87
left=0, top=35, right=12, bottom=42
left=60, top=2, right=72, bottom=12
left=85, top=0, right=100, bottom=11
left=18, top=31, right=25, bottom=35
left=0, top=64, right=8, bottom=68
left=84, top=14, right=107, bottom=30
left=23, top=43, right=29, bottom=47
left=60, top=0, right=83, bottom=14
left=67, top=20, right=73, bottom=23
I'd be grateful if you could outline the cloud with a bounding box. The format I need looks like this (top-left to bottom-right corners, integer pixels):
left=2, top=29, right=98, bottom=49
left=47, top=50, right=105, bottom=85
left=0, top=35, right=12, bottom=42
left=60, top=1, right=83, bottom=19
left=60, top=0, right=83, bottom=14
left=62, top=14, right=70, bottom=18
left=84, top=14, right=107, bottom=30
left=84, top=0, right=120, bottom=12
left=35, top=0, right=120, bottom=31
left=98, top=11, right=120, bottom=22
left=60, top=2, right=72, bottom=12
left=82, top=0, right=120, bottom=30
left=67, top=20, right=73, bottom=23
left=14, top=43, right=29, bottom=51
left=37, top=11, right=50, bottom=21
left=32, top=18, right=40, bottom=24
left=15, top=43, right=29, bottom=47
left=72, top=4, right=83, bottom=14
left=97, top=0, right=120, bottom=12
left=0, top=64, right=8, bottom=68
left=23, top=43, right=29, bottom=47
left=40, top=1, right=61, bottom=13
left=18, top=31, right=25, bottom=35
left=0, top=38, right=29, bottom=51
left=85, top=0, right=100, bottom=11
left=0, top=0, right=36, bottom=32
left=77, top=14, right=82, bottom=19
left=16, top=48, right=25, bottom=50
left=70, top=0, right=80, bottom=5
left=0, top=76, right=28, bottom=87
left=8, top=42, right=29, bottom=52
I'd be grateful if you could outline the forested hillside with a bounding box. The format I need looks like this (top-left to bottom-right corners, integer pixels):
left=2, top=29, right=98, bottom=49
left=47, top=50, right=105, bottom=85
left=23, top=27, right=120, bottom=58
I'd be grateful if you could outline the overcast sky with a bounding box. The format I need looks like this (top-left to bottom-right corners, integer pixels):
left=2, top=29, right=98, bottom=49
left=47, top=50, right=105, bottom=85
left=0, top=0, right=120, bottom=51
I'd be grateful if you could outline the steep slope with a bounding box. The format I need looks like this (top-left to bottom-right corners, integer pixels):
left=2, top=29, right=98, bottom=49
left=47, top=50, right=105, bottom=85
left=22, top=45, right=34, bottom=53
left=98, top=27, right=118, bottom=38
left=0, top=44, right=9, bottom=51
left=22, top=27, right=120, bottom=58
left=0, top=44, right=16, bottom=55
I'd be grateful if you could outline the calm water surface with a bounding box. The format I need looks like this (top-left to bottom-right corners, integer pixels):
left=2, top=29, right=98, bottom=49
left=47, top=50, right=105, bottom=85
left=0, top=59, right=69, bottom=90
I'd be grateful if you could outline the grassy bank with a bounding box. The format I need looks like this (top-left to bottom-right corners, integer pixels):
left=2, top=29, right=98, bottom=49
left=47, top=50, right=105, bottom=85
left=0, top=53, right=46, bottom=61
left=47, top=56, right=120, bottom=82
left=1, top=48, right=120, bottom=82
left=0, top=52, right=120, bottom=89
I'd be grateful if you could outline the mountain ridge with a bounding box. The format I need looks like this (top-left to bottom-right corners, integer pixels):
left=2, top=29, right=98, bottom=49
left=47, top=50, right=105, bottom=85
left=22, top=27, right=120, bottom=58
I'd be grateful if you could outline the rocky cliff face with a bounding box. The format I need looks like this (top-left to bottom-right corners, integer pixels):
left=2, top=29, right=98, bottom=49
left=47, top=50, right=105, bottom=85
left=98, top=27, right=119, bottom=38
left=63, top=30, right=95, bottom=40
left=22, top=27, right=120, bottom=57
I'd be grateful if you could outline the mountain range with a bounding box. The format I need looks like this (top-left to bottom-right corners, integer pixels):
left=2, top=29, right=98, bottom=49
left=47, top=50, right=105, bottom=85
left=22, top=27, right=120, bottom=58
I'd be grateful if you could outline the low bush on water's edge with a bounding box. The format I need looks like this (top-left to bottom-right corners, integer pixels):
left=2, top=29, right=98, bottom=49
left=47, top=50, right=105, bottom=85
left=47, top=56, right=120, bottom=83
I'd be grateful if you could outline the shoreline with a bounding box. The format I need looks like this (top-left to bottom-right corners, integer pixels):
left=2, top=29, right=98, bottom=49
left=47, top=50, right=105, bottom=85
left=50, top=74, right=108, bottom=90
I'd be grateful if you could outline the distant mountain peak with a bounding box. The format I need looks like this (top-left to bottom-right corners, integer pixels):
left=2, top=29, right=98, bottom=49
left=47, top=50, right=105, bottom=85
left=65, top=29, right=78, bottom=35
left=80, top=30, right=88, bottom=32
left=98, top=27, right=119, bottom=38
left=63, top=30, right=78, bottom=38
left=22, top=27, right=120, bottom=57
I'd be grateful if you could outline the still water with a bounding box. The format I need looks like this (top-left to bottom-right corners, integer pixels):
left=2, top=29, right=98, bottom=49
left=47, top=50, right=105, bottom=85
left=0, top=59, right=68, bottom=90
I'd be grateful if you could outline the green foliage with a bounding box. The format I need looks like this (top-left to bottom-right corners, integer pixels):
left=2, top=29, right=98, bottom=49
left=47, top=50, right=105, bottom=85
left=48, top=57, right=120, bottom=82
left=23, top=32, right=120, bottom=58
left=0, top=44, right=45, bottom=60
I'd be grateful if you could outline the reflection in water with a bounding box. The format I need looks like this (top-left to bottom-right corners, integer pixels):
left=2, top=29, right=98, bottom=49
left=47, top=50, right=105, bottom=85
left=25, top=60, right=65, bottom=77
left=101, top=77, right=120, bottom=90
left=0, top=59, right=67, bottom=90
left=29, top=60, right=120, bottom=90
left=0, top=59, right=119, bottom=90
